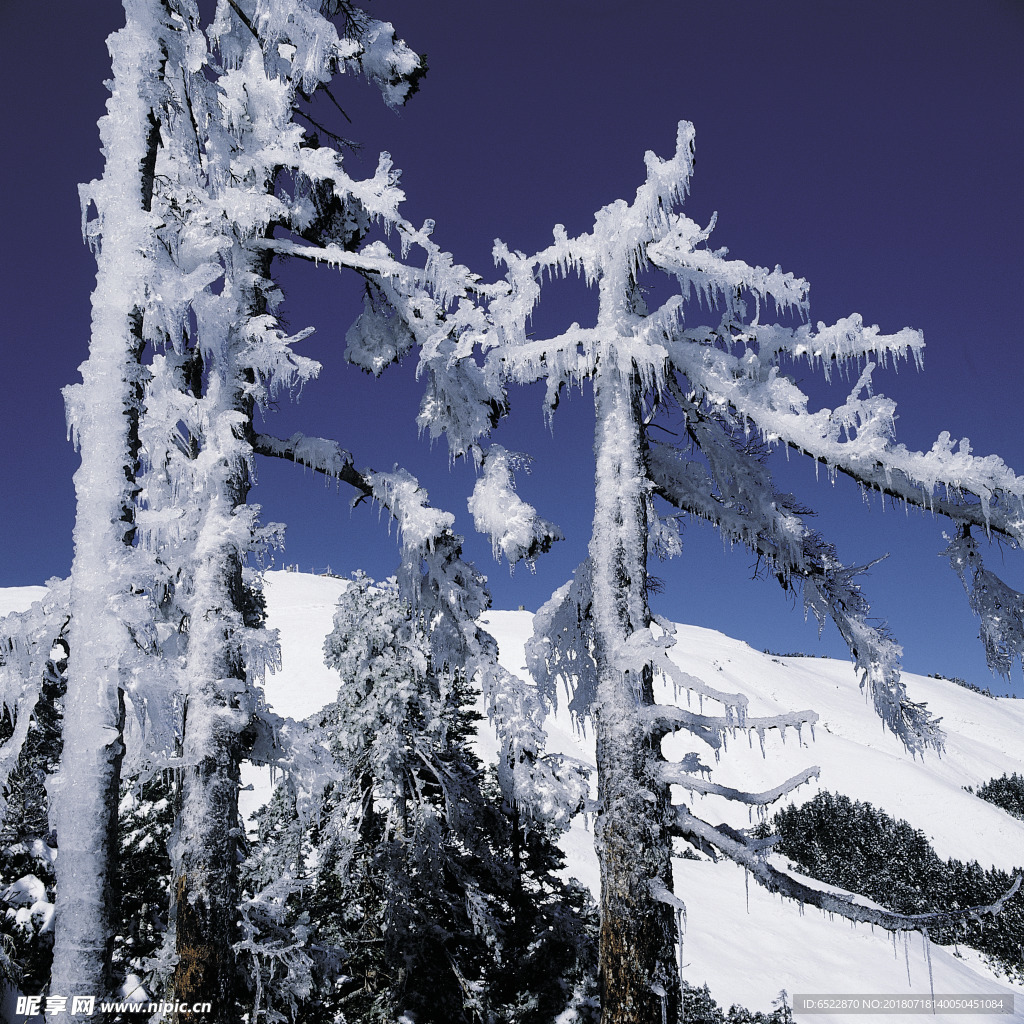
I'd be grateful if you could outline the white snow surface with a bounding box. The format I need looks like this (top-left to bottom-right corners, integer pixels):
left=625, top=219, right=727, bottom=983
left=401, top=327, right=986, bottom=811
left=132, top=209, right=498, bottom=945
left=476, top=609, right=1024, bottom=1022
left=0, top=587, right=45, bottom=618
left=5, top=570, right=1024, bottom=1020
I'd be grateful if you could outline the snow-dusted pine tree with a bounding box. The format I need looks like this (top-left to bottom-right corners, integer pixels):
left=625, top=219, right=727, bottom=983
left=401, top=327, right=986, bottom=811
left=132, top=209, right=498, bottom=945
left=0, top=587, right=69, bottom=992
left=242, top=571, right=597, bottom=1023
left=483, top=120, right=1024, bottom=1024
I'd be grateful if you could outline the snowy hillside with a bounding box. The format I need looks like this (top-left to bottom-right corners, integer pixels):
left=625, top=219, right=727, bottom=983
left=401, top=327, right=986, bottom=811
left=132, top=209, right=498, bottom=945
left=250, top=572, right=1024, bottom=1021
left=5, top=570, right=1024, bottom=1020
left=0, top=588, right=45, bottom=619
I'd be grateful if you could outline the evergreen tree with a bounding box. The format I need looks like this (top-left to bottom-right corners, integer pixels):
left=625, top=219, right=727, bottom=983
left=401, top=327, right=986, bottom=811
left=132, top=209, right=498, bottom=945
left=241, top=573, right=598, bottom=1024
left=969, top=773, right=1024, bottom=822
left=765, top=792, right=1024, bottom=981
left=113, top=774, right=174, bottom=994
left=0, top=634, right=66, bottom=993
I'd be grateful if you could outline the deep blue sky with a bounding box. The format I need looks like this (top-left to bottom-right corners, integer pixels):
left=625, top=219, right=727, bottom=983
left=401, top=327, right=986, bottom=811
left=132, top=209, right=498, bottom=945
left=2, top=1, right=1023, bottom=692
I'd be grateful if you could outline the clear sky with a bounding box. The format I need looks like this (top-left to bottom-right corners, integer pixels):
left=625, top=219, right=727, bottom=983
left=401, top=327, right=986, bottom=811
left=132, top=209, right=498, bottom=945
left=2, top=1, right=1023, bottom=692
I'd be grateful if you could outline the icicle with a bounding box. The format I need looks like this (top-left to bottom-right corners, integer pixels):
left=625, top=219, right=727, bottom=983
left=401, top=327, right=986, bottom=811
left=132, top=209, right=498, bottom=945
left=651, top=983, right=667, bottom=1024
left=922, top=928, right=934, bottom=1003
left=903, top=930, right=911, bottom=985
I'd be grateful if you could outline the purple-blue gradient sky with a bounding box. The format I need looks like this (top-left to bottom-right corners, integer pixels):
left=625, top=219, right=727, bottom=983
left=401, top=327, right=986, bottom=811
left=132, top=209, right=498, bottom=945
left=2, top=1, right=1023, bottom=691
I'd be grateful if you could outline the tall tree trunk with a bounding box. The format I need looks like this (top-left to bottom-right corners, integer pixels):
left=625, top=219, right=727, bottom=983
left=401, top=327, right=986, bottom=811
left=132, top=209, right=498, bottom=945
left=590, top=347, right=681, bottom=1024
left=170, top=542, right=250, bottom=1022
left=51, top=3, right=164, bottom=1014
left=168, top=245, right=264, bottom=1024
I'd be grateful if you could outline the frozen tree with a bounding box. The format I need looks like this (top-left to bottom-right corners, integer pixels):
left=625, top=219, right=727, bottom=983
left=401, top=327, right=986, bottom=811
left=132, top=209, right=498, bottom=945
left=0, top=584, right=70, bottom=991
left=124, top=2, right=429, bottom=1015
left=237, top=46, right=580, bottom=829
left=0, top=591, right=173, bottom=997
left=61, top=0, right=568, bottom=1011
left=51, top=0, right=182, bottom=1008
left=483, top=120, right=1024, bottom=1024
left=55, top=0, right=429, bottom=1013
left=241, top=572, right=597, bottom=1023
left=253, top=439, right=588, bottom=827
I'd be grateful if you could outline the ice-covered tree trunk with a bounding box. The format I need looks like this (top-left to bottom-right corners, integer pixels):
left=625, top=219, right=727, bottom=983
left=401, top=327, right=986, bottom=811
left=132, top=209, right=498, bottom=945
left=472, top=118, right=1024, bottom=1024
left=590, top=325, right=679, bottom=1019
left=51, top=2, right=165, bottom=1010
left=166, top=246, right=265, bottom=1023
left=170, top=547, right=250, bottom=1021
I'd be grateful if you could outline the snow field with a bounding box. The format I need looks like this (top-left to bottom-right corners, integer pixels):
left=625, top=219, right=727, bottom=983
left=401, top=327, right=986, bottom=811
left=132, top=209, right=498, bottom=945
left=476, top=608, right=1024, bottom=1020
left=8, top=573, right=1023, bottom=1020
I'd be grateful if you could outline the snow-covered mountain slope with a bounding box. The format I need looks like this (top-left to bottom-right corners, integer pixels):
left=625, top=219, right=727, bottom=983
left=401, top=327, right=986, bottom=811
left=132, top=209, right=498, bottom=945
left=475, top=607, right=1024, bottom=1020
left=0, top=587, right=45, bottom=618
left=251, top=573, right=1024, bottom=1021
left=5, top=570, right=1024, bottom=1020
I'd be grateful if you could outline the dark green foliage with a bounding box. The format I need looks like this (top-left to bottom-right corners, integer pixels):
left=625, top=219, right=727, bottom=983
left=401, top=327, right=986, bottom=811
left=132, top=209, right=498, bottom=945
left=0, top=838, right=56, bottom=991
left=968, top=773, right=1024, bottom=822
left=927, top=673, right=999, bottom=699
left=0, top=642, right=66, bottom=991
left=679, top=981, right=793, bottom=1023
left=681, top=981, right=724, bottom=1024
left=0, top=637, right=178, bottom=999
left=762, top=791, right=1024, bottom=982
left=113, top=773, right=174, bottom=986
left=1, top=645, right=66, bottom=847
left=242, top=764, right=600, bottom=1024
left=239, top=576, right=599, bottom=1023
left=472, top=775, right=600, bottom=1024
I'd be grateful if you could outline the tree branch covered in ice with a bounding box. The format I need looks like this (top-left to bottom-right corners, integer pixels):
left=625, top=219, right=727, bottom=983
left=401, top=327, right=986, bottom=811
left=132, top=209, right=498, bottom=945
left=467, top=446, right=563, bottom=570
left=944, top=526, right=1024, bottom=678
left=673, top=805, right=1022, bottom=933
left=0, top=581, right=70, bottom=818
left=648, top=397, right=943, bottom=752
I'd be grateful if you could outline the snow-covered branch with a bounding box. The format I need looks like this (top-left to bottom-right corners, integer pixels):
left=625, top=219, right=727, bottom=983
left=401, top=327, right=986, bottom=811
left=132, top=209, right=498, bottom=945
left=670, top=334, right=1024, bottom=543
left=648, top=419, right=944, bottom=754
left=467, top=446, right=563, bottom=569
left=251, top=431, right=372, bottom=497
left=0, top=580, right=70, bottom=816
left=250, top=236, right=402, bottom=275
left=525, top=561, right=598, bottom=725
left=673, top=805, right=1022, bottom=934
left=659, top=764, right=819, bottom=807
left=642, top=703, right=817, bottom=754
left=944, top=526, right=1024, bottom=678
left=615, top=625, right=752, bottom=716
